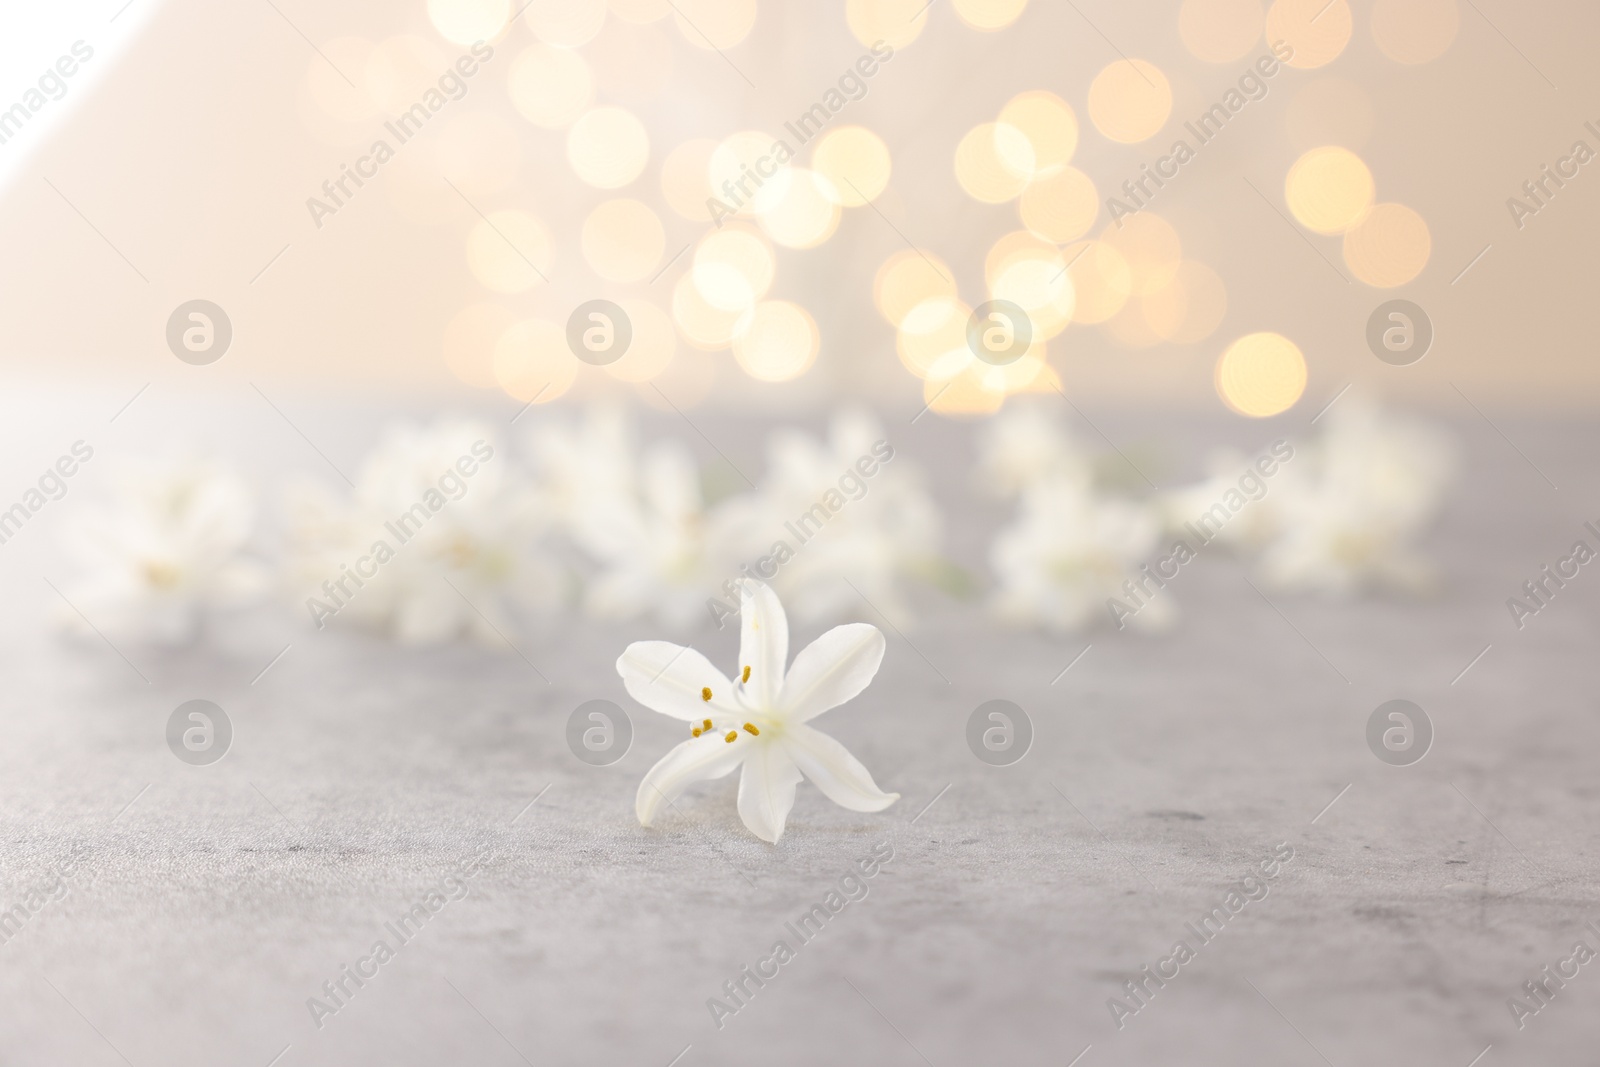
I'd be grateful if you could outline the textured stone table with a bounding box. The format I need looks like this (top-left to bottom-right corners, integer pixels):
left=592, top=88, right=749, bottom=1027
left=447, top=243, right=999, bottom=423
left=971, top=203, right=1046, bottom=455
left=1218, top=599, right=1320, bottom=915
left=0, top=394, right=1596, bottom=1066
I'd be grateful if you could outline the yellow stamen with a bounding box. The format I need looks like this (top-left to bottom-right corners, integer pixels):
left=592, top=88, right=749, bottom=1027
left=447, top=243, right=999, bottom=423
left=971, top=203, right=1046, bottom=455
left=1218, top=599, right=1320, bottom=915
left=692, top=727, right=702, bottom=737
left=743, top=722, right=760, bottom=736
left=724, top=731, right=738, bottom=743
left=742, top=665, right=751, bottom=683
left=703, top=718, right=712, bottom=731
left=701, top=687, right=712, bottom=702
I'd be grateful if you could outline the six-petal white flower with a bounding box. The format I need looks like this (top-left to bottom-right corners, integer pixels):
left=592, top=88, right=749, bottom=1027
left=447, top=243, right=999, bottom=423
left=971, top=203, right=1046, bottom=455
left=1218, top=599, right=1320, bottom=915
left=617, top=581, right=898, bottom=843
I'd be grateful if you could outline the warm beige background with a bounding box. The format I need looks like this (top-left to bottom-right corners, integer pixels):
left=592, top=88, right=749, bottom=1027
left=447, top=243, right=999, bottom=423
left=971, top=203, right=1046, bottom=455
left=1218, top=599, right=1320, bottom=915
left=1, top=0, right=1597, bottom=415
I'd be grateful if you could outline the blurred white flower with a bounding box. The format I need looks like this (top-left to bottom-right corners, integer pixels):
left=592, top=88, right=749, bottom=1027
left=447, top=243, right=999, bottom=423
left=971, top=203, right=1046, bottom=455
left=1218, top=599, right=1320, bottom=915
left=729, top=409, right=942, bottom=628
left=989, top=475, right=1170, bottom=632
left=1256, top=400, right=1455, bottom=595
left=1160, top=447, right=1286, bottom=554
left=976, top=401, right=1092, bottom=497
left=59, top=454, right=268, bottom=645
left=286, top=418, right=561, bottom=645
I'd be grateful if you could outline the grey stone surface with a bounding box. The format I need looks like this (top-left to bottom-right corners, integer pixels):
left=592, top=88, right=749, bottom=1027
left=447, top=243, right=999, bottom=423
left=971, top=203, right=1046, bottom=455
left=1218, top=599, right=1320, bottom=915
left=0, top=398, right=1597, bottom=1066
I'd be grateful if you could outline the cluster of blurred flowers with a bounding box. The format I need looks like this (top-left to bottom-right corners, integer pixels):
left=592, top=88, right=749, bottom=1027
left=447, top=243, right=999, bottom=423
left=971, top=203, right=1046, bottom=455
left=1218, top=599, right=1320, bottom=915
left=53, top=399, right=1455, bottom=648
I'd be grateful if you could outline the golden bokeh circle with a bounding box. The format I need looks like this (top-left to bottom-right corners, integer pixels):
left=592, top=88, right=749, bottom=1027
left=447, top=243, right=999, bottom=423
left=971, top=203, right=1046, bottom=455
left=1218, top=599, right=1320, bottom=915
left=875, top=250, right=958, bottom=327
left=759, top=168, right=842, bottom=248
left=567, top=106, right=650, bottom=188
left=1285, top=146, right=1374, bottom=234
left=661, top=138, right=721, bottom=221
left=1087, top=60, right=1172, bottom=144
left=846, top=0, right=928, bottom=50
left=672, top=0, right=758, bottom=49
left=998, top=91, right=1078, bottom=175
left=1100, top=212, right=1182, bottom=296
left=428, top=0, right=510, bottom=46
left=733, top=301, right=820, bottom=382
left=1342, top=202, right=1431, bottom=287
left=581, top=199, right=665, bottom=282
left=494, top=317, right=578, bottom=403
left=1060, top=240, right=1132, bottom=324
left=693, top=227, right=775, bottom=312
left=953, top=0, right=1031, bottom=32
left=1267, top=0, right=1352, bottom=69
left=524, top=0, right=607, bottom=47
left=508, top=45, right=594, bottom=129
left=1215, top=332, right=1307, bottom=416
left=1142, top=260, right=1228, bottom=344
left=955, top=122, right=1035, bottom=203
left=812, top=126, right=892, bottom=206
left=1019, top=166, right=1099, bottom=242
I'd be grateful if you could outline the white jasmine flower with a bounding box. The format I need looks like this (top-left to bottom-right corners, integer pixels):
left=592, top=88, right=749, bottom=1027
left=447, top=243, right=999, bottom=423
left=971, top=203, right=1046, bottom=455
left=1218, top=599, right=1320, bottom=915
left=734, top=409, right=941, bottom=627
left=60, top=454, right=268, bottom=645
left=976, top=401, right=1092, bottom=497
left=1160, top=448, right=1284, bottom=553
left=1258, top=400, right=1455, bottom=594
left=989, top=476, right=1170, bottom=632
left=618, top=582, right=898, bottom=843
left=286, top=419, right=560, bottom=644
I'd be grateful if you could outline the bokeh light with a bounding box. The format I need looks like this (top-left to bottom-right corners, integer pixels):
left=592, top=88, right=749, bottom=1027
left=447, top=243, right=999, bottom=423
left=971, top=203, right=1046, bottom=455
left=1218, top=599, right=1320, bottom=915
left=1285, top=146, right=1374, bottom=234
left=692, top=227, right=775, bottom=312
left=608, top=0, right=670, bottom=23
left=1371, top=0, right=1459, bottom=64
left=955, top=123, right=1035, bottom=203
left=846, top=0, right=928, bottom=50
left=898, top=296, right=973, bottom=380
left=660, top=138, right=719, bottom=221
left=1061, top=240, right=1132, bottom=324
left=997, top=91, right=1078, bottom=175
left=709, top=131, right=790, bottom=217
left=733, top=301, right=820, bottom=381
left=874, top=251, right=958, bottom=327
left=427, top=0, right=510, bottom=46
left=1087, top=60, right=1172, bottom=144
left=671, top=0, right=758, bottom=49
left=759, top=168, right=842, bottom=248
left=1179, top=0, right=1264, bottom=63
left=1019, top=166, right=1099, bottom=242
left=672, top=272, right=743, bottom=348
left=494, top=317, right=578, bottom=403
left=604, top=298, right=677, bottom=382
left=1141, top=261, right=1228, bottom=344
left=465, top=209, right=553, bottom=292
left=1215, top=332, right=1307, bottom=416
left=1099, top=212, right=1182, bottom=296
left=567, top=106, right=650, bottom=188
left=1267, top=0, right=1352, bottom=69
left=508, top=45, right=594, bottom=129
left=811, top=126, right=892, bottom=206
left=1343, top=202, right=1431, bottom=287
left=524, top=0, right=607, bottom=47
left=581, top=199, right=665, bottom=282
left=952, top=0, right=1030, bottom=32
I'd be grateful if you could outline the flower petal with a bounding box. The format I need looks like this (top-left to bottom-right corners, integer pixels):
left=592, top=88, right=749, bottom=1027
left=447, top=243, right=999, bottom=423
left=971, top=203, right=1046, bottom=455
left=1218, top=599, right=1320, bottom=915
left=736, top=740, right=803, bottom=843
left=783, top=723, right=899, bottom=813
left=739, top=581, right=788, bottom=709
left=617, top=640, right=741, bottom=721
left=635, top=735, right=745, bottom=827
left=779, top=623, right=886, bottom=722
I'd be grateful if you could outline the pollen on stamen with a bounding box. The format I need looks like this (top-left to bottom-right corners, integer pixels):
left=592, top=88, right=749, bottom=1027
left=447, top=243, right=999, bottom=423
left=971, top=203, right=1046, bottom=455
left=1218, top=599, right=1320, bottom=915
left=692, top=727, right=702, bottom=737
left=701, top=687, right=712, bottom=702
left=724, top=730, right=738, bottom=743
left=703, top=718, right=712, bottom=731
left=742, top=665, right=751, bottom=683
left=743, top=722, right=759, bottom=735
